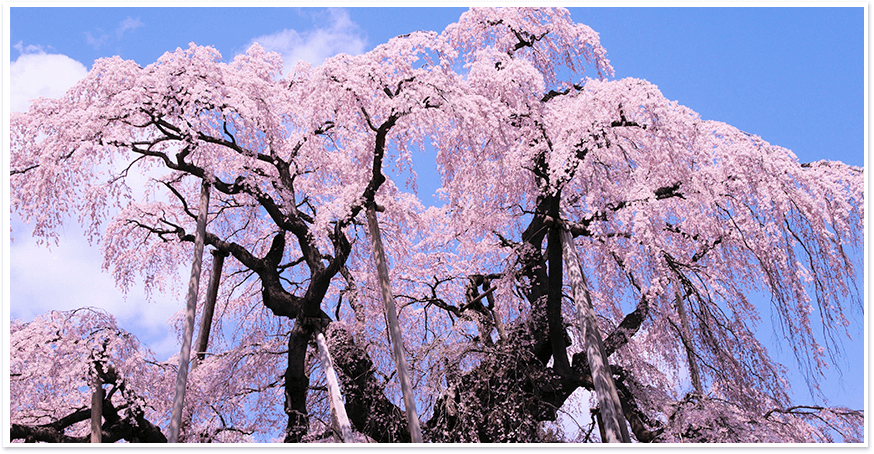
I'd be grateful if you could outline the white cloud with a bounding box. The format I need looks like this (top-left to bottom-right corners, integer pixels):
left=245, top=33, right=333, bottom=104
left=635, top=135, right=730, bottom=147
left=116, top=17, right=144, bottom=39
left=10, top=51, right=88, bottom=112
left=248, top=8, right=367, bottom=74
left=10, top=215, right=184, bottom=361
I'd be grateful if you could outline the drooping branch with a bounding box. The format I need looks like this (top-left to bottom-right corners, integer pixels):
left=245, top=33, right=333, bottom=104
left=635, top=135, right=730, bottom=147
left=602, top=294, right=650, bottom=356
left=763, top=404, right=864, bottom=434
left=567, top=182, right=685, bottom=238
left=540, top=83, right=583, bottom=103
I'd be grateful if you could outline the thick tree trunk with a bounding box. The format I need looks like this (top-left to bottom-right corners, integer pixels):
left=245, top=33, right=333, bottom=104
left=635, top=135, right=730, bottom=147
left=322, top=245, right=660, bottom=443
left=284, top=322, right=311, bottom=443
left=547, top=221, right=571, bottom=375
left=559, top=225, right=630, bottom=443
left=318, top=207, right=660, bottom=443
left=168, top=180, right=210, bottom=443
left=315, top=332, right=353, bottom=442
left=364, top=204, right=423, bottom=443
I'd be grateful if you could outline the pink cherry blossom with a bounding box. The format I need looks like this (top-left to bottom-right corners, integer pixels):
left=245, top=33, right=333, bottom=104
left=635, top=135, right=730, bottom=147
left=10, top=7, right=862, bottom=443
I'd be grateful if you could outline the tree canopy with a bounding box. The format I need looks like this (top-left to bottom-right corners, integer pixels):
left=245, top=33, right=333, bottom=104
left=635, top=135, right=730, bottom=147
left=9, top=7, right=864, bottom=443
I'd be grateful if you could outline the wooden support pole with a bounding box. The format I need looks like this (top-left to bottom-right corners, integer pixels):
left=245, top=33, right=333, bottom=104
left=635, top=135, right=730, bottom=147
left=168, top=180, right=210, bottom=443
left=559, top=225, right=630, bottom=443
left=194, top=249, right=227, bottom=365
left=365, top=204, right=423, bottom=443
left=315, top=332, right=354, bottom=443
left=90, top=374, right=103, bottom=443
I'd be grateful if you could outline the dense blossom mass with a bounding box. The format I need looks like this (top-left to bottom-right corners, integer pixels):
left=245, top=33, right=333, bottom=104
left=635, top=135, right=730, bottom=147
left=9, top=8, right=863, bottom=443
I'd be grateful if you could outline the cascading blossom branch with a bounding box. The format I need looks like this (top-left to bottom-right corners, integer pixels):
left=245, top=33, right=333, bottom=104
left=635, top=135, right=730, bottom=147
left=421, top=8, right=862, bottom=442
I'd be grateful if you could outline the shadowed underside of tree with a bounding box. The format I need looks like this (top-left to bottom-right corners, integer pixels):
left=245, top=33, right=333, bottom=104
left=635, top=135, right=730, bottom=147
left=11, top=390, right=166, bottom=443
left=322, top=200, right=664, bottom=443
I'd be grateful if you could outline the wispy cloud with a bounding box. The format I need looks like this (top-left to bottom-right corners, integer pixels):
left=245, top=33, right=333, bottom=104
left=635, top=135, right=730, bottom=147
left=247, top=8, right=367, bottom=74
left=13, top=41, right=47, bottom=55
left=116, top=17, right=144, bottom=39
left=85, top=30, right=110, bottom=50
left=84, top=17, right=143, bottom=50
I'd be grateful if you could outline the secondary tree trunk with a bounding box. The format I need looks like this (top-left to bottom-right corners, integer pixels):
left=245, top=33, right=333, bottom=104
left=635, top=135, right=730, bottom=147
left=559, top=225, right=630, bottom=443
left=365, top=204, right=423, bottom=443
left=315, top=332, right=354, bottom=442
left=168, top=180, right=210, bottom=443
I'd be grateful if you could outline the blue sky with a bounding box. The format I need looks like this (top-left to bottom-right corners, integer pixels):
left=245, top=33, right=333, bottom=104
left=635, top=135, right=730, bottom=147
left=6, top=5, right=866, bottom=417
left=9, top=7, right=864, bottom=167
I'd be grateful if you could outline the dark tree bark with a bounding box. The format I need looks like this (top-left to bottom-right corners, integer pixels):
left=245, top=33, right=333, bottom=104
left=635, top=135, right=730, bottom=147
left=324, top=323, right=412, bottom=443
left=283, top=322, right=313, bottom=443
left=10, top=396, right=167, bottom=443
left=546, top=194, right=571, bottom=377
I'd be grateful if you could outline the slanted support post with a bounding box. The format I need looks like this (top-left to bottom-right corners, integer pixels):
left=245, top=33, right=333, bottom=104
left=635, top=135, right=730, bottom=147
left=315, top=331, right=354, bottom=442
left=168, top=179, right=210, bottom=443
left=559, top=224, right=630, bottom=443
left=672, top=275, right=703, bottom=395
left=90, top=373, right=103, bottom=443
left=365, top=204, right=423, bottom=443
left=194, top=249, right=228, bottom=365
